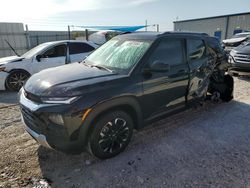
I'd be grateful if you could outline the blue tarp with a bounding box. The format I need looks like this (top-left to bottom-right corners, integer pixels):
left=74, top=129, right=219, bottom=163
left=80, top=25, right=147, bottom=32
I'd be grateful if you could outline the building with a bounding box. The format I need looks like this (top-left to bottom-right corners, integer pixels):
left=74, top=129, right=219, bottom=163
left=0, top=22, right=28, bottom=57
left=174, top=12, right=250, bottom=40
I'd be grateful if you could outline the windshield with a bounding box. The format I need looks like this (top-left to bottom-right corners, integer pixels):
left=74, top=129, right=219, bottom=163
left=21, top=43, right=50, bottom=58
left=85, top=38, right=152, bottom=73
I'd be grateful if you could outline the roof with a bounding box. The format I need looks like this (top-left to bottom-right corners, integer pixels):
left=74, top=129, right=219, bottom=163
left=117, top=32, right=162, bottom=40
left=40, top=40, right=98, bottom=47
left=235, top=32, right=250, bottom=35
left=174, top=12, right=250, bottom=23
left=117, top=31, right=209, bottom=40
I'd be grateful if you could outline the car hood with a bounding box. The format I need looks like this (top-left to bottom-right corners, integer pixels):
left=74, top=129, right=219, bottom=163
left=24, top=62, right=122, bottom=96
left=0, top=56, right=24, bottom=65
left=233, top=44, right=250, bottom=54
left=222, top=37, right=247, bottom=44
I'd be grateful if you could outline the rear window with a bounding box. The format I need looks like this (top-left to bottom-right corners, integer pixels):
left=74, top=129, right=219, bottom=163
left=69, top=43, right=95, bottom=54
left=187, top=39, right=206, bottom=60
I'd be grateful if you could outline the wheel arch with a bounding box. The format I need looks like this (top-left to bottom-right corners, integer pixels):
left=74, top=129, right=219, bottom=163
left=5, top=69, right=31, bottom=90
left=78, top=96, right=143, bottom=146
left=7, top=68, right=31, bottom=76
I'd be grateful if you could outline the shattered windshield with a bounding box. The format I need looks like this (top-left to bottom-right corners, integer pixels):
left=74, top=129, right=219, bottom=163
left=85, top=38, right=152, bottom=73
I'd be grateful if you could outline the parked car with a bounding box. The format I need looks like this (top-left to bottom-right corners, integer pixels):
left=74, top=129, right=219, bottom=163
left=19, top=32, right=233, bottom=159
left=222, top=32, right=250, bottom=53
left=0, top=40, right=98, bottom=91
left=228, top=41, right=250, bottom=76
left=89, top=30, right=131, bottom=45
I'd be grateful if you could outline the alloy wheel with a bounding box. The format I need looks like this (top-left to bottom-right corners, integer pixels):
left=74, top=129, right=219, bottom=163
left=98, top=118, right=130, bottom=154
left=7, top=72, right=29, bottom=91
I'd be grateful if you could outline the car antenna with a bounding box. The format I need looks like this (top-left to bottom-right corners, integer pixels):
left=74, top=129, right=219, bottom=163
left=4, top=39, right=20, bottom=57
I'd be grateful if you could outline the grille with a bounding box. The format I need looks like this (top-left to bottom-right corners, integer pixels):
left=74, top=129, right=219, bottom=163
left=234, top=53, right=250, bottom=63
left=21, top=106, right=47, bottom=132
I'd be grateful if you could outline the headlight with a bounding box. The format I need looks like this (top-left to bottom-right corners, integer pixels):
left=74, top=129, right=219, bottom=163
left=42, top=82, right=84, bottom=97
left=41, top=96, right=79, bottom=104
left=230, top=50, right=236, bottom=57
left=228, top=56, right=234, bottom=64
left=48, top=114, right=64, bottom=125
left=0, top=67, right=6, bottom=71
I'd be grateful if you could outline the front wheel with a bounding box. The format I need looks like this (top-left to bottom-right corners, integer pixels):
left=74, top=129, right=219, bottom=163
left=6, top=70, right=30, bottom=91
left=88, top=111, right=134, bottom=159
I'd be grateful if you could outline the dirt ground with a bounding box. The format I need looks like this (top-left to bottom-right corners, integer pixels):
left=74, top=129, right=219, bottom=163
left=0, top=77, right=250, bottom=188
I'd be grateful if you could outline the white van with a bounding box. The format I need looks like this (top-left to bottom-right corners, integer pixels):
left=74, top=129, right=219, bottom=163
left=0, top=40, right=98, bottom=91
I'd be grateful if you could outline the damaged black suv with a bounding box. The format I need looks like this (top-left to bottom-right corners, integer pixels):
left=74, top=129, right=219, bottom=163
left=19, top=32, right=233, bottom=159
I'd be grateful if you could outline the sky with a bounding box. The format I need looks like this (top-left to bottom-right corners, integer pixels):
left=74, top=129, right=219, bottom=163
left=0, top=0, right=250, bottom=31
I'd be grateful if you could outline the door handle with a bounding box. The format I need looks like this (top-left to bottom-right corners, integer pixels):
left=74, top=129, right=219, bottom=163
left=178, top=70, right=186, bottom=73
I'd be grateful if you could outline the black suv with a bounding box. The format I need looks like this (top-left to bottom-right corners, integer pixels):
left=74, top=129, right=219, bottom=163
left=19, top=32, right=233, bottom=159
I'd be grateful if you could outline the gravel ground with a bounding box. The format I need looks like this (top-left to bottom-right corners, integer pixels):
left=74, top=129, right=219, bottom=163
left=0, top=77, right=250, bottom=188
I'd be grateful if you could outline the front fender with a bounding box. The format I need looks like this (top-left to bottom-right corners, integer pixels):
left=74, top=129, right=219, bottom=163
left=77, top=96, right=143, bottom=147
left=0, top=71, right=8, bottom=90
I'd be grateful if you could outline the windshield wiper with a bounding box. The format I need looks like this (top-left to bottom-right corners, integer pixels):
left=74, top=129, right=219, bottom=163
left=90, top=65, right=114, bottom=73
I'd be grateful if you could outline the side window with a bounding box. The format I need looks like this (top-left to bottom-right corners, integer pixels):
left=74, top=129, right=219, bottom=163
left=43, top=44, right=66, bottom=58
left=187, top=39, right=206, bottom=60
left=69, top=43, right=95, bottom=54
left=148, top=39, right=184, bottom=66
left=207, top=38, right=223, bottom=54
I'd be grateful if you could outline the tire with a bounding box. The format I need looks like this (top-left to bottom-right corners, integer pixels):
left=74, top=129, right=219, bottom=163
left=208, top=74, right=234, bottom=102
left=220, top=75, right=234, bottom=102
left=88, top=111, right=134, bottom=159
left=6, top=70, right=30, bottom=91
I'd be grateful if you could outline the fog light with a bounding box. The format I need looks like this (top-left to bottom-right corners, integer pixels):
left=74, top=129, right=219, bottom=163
left=49, top=114, right=64, bottom=125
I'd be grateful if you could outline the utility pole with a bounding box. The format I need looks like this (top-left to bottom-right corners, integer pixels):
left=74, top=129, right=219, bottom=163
left=68, top=25, right=71, bottom=40
left=145, top=20, right=148, bottom=32
left=156, top=24, right=159, bottom=32
left=25, top=24, right=31, bottom=49
left=85, top=29, right=89, bottom=41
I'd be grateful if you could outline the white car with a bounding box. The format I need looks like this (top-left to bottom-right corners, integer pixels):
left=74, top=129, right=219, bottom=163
left=0, top=40, right=98, bottom=91
left=222, top=32, right=250, bottom=53
left=89, top=30, right=130, bottom=45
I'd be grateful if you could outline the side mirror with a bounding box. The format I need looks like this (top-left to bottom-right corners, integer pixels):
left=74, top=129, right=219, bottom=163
left=36, top=54, right=42, bottom=62
left=149, top=60, right=170, bottom=72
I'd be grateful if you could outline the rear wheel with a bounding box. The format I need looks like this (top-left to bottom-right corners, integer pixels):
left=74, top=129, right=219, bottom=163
left=208, top=74, right=234, bottom=102
left=6, top=70, right=30, bottom=91
left=88, top=111, right=134, bottom=159
left=220, top=75, right=234, bottom=102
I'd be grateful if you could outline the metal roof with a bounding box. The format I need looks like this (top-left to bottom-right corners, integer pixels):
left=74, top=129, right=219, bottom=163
left=174, top=12, right=250, bottom=23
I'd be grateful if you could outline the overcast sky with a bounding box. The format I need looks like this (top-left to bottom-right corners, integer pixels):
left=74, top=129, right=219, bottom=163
left=1, top=0, right=250, bottom=31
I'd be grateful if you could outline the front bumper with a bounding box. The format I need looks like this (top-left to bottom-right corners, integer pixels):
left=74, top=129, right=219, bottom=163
left=228, top=62, right=250, bottom=76
left=19, top=89, right=87, bottom=153
left=0, top=71, right=8, bottom=90
left=22, top=115, right=52, bottom=149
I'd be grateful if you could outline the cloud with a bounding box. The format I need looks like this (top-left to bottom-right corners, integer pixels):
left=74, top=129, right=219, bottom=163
left=129, top=0, right=158, bottom=6
left=0, top=0, right=158, bottom=22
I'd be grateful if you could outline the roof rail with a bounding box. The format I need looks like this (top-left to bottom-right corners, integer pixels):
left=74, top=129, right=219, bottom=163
left=159, top=31, right=209, bottom=36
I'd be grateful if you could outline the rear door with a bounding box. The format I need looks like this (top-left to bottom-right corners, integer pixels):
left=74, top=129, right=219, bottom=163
left=187, top=37, right=210, bottom=99
left=69, top=42, right=95, bottom=63
left=33, top=43, right=67, bottom=73
left=141, top=37, right=189, bottom=119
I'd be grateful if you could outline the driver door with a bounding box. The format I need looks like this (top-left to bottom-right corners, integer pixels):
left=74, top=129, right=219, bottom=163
left=34, top=43, right=67, bottom=73
left=141, top=37, right=189, bottom=119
